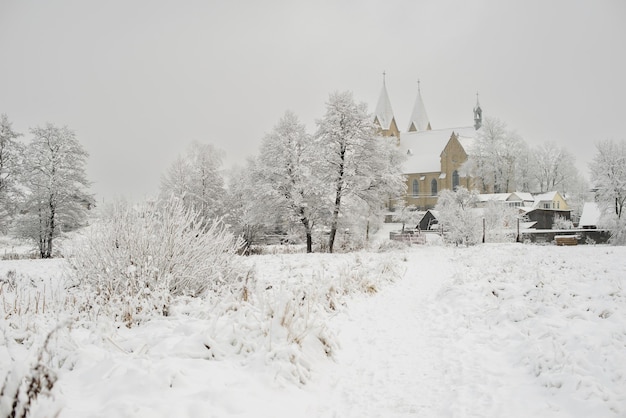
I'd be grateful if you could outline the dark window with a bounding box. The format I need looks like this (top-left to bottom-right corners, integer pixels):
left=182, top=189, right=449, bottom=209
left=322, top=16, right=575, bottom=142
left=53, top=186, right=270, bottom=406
left=412, top=179, right=419, bottom=196
left=452, top=170, right=460, bottom=190
left=431, top=179, right=438, bottom=196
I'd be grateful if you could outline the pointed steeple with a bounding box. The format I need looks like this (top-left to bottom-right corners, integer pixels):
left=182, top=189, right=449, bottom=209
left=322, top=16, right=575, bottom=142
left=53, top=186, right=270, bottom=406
left=374, top=71, right=400, bottom=138
left=473, top=91, right=482, bottom=130
left=407, top=80, right=432, bottom=132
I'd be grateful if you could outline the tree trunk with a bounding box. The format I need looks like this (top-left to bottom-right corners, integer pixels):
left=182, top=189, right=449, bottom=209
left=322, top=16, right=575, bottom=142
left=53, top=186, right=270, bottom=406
left=44, top=196, right=56, bottom=258
left=301, top=216, right=313, bottom=253
left=328, top=146, right=346, bottom=254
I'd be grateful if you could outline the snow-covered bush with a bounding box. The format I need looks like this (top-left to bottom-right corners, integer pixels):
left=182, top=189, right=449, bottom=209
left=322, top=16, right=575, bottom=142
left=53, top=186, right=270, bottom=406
left=67, top=198, right=244, bottom=325
left=435, top=187, right=481, bottom=246
left=483, top=200, right=520, bottom=242
left=183, top=252, right=406, bottom=385
left=0, top=324, right=65, bottom=418
left=552, top=214, right=574, bottom=230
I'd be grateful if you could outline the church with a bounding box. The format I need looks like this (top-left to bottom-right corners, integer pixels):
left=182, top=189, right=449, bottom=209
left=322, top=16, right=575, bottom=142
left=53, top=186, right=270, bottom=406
left=373, top=76, right=483, bottom=210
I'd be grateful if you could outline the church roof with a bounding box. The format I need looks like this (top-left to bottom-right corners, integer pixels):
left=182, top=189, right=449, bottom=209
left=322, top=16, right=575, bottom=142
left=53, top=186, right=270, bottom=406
left=374, top=80, right=396, bottom=130
left=399, top=126, right=476, bottom=174
left=407, top=84, right=431, bottom=132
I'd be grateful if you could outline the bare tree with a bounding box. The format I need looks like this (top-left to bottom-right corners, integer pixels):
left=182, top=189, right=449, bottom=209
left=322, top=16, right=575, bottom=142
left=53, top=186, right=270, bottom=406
left=17, top=124, right=91, bottom=258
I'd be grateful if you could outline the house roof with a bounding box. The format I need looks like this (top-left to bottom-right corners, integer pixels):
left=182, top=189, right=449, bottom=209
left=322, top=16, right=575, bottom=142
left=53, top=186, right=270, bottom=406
left=374, top=81, right=395, bottom=130
left=512, top=192, right=534, bottom=202
left=533, top=191, right=559, bottom=202
left=399, top=126, right=477, bottom=174
left=579, top=202, right=601, bottom=227
left=477, top=193, right=511, bottom=202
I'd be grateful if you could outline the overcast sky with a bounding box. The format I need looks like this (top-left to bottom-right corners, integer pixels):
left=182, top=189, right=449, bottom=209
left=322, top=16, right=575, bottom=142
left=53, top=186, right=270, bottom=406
left=1, top=1, right=624, bottom=202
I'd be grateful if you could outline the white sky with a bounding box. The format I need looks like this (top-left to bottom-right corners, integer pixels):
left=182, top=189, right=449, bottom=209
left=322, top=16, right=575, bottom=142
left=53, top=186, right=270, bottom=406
left=1, top=0, right=624, bottom=202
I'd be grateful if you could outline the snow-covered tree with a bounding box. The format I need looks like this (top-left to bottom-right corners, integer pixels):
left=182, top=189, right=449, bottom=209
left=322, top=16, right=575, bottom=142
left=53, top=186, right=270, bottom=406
left=160, top=141, right=225, bottom=221
left=434, top=187, right=481, bottom=246
left=531, top=141, right=578, bottom=193
left=224, top=162, right=264, bottom=254
left=16, top=124, right=91, bottom=258
left=590, top=139, right=626, bottom=244
left=0, top=114, right=24, bottom=232
left=392, top=199, right=420, bottom=233
left=483, top=200, right=521, bottom=242
left=514, top=141, right=535, bottom=192
left=465, top=117, right=525, bottom=193
left=315, top=91, right=406, bottom=252
left=253, top=111, right=321, bottom=253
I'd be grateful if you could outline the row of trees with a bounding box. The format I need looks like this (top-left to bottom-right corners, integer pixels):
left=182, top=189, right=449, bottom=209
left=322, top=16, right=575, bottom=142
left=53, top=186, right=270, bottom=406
left=0, top=115, right=92, bottom=257
left=160, top=91, right=407, bottom=253
left=465, top=117, right=587, bottom=201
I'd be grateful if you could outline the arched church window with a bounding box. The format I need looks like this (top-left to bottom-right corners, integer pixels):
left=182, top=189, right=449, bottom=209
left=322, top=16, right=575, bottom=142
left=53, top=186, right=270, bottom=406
left=431, top=179, right=438, bottom=196
left=412, top=179, right=419, bottom=196
left=452, top=170, right=460, bottom=190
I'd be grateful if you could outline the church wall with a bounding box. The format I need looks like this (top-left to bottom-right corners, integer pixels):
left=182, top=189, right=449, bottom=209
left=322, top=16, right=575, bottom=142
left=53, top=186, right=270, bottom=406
left=404, top=172, right=441, bottom=210
left=440, top=135, right=470, bottom=190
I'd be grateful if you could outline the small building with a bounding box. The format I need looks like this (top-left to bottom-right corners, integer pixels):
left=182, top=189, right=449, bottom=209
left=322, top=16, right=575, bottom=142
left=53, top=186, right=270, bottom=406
left=579, top=202, right=601, bottom=229
left=418, top=210, right=440, bottom=230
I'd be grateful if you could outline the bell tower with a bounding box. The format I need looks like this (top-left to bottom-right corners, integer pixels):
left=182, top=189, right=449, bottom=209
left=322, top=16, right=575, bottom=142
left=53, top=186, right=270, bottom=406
left=373, top=71, right=400, bottom=139
left=473, top=92, right=482, bottom=130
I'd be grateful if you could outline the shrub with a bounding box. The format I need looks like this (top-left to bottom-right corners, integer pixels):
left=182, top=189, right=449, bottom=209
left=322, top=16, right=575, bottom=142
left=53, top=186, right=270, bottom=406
left=67, top=198, right=244, bottom=325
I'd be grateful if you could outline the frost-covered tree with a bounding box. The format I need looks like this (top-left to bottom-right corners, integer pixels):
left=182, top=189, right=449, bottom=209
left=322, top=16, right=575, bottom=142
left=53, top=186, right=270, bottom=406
left=392, top=199, right=420, bottom=233
left=465, top=117, right=525, bottom=193
left=514, top=141, right=535, bottom=192
left=253, top=111, right=321, bottom=253
left=16, top=124, right=91, bottom=258
left=224, top=162, right=264, bottom=254
left=0, top=114, right=24, bottom=232
left=531, top=141, right=578, bottom=193
left=434, top=187, right=481, bottom=246
left=590, top=139, right=626, bottom=244
left=483, top=200, right=521, bottom=242
left=315, top=91, right=406, bottom=252
left=160, top=141, right=225, bottom=221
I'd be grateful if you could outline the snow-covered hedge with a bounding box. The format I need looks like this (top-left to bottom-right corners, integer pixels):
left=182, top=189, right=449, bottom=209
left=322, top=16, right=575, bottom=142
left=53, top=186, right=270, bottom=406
left=67, top=199, right=244, bottom=325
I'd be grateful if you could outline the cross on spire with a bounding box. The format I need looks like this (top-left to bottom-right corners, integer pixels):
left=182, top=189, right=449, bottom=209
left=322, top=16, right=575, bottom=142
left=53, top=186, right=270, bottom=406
left=417, top=79, right=421, bottom=92
left=382, top=70, right=386, bottom=85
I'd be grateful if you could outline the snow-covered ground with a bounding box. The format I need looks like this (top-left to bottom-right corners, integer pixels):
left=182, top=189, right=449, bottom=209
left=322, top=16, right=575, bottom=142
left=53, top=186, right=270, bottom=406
left=1, top=238, right=625, bottom=417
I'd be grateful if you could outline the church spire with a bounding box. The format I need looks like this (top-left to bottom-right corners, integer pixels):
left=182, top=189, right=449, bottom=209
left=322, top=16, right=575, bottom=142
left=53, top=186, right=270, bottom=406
left=407, top=79, right=432, bottom=132
left=473, top=91, right=482, bottom=130
left=374, top=71, right=400, bottom=138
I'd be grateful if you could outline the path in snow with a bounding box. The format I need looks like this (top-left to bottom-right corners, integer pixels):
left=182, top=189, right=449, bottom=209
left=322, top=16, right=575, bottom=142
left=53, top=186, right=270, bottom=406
left=307, top=246, right=542, bottom=418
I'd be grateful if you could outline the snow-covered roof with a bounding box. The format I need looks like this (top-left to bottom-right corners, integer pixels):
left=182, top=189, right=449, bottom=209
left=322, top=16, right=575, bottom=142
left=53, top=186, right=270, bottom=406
left=399, top=127, right=477, bottom=174
left=533, top=191, right=559, bottom=202
left=374, top=83, right=395, bottom=130
left=512, top=192, right=534, bottom=202
left=407, top=88, right=431, bottom=132
left=477, top=193, right=511, bottom=202
left=579, top=202, right=601, bottom=227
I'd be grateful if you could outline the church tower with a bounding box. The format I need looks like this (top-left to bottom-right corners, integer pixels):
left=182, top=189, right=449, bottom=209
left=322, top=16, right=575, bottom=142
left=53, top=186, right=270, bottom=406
left=407, top=80, right=432, bottom=132
left=373, top=72, right=400, bottom=138
left=473, top=92, right=482, bottom=130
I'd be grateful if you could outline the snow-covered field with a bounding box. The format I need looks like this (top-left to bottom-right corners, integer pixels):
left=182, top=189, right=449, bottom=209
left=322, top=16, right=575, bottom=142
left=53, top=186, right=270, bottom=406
left=1, top=239, right=625, bottom=417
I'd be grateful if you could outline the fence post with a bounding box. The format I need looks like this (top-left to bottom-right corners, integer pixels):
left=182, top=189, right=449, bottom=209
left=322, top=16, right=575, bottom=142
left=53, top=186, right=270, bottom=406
left=482, top=217, right=485, bottom=243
